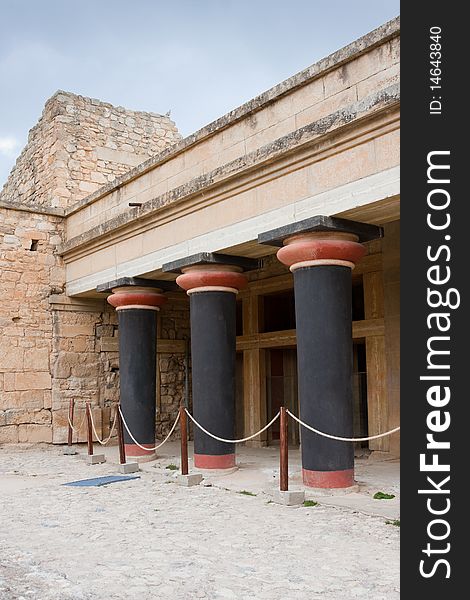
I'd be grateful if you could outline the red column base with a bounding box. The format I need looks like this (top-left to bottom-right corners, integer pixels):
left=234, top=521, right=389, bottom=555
left=302, top=468, right=354, bottom=488
left=194, top=453, right=236, bottom=469
left=125, top=443, right=156, bottom=462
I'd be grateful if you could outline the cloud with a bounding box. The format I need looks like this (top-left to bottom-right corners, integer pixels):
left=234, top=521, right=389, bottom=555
left=0, top=136, right=20, bottom=158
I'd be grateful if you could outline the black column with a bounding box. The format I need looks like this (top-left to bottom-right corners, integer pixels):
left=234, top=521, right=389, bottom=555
left=97, top=277, right=170, bottom=462
left=258, top=215, right=383, bottom=488
left=118, top=308, right=157, bottom=458
left=190, top=291, right=236, bottom=468
left=294, top=265, right=354, bottom=487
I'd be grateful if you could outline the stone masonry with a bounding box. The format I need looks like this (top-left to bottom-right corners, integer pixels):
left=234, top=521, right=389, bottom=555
left=1, top=91, right=181, bottom=209
left=157, top=300, right=191, bottom=440
left=0, top=208, right=63, bottom=443
left=0, top=91, right=184, bottom=444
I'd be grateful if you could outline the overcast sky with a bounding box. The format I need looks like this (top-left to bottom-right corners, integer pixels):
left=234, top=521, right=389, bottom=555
left=0, top=0, right=399, bottom=188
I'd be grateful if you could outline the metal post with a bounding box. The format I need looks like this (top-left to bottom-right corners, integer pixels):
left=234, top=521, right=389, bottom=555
left=116, top=404, right=126, bottom=465
left=180, top=406, right=188, bottom=476
left=86, top=403, right=93, bottom=456
left=280, top=406, right=288, bottom=491
left=67, top=398, right=74, bottom=446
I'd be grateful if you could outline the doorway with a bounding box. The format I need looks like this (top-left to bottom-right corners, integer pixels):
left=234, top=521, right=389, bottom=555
left=353, top=341, right=369, bottom=450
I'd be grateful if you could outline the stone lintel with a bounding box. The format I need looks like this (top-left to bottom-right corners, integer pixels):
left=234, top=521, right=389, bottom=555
left=49, top=294, right=106, bottom=312
left=96, top=277, right=177, bottom=293
left=163, top=252, right=260, bottom=274
left=258, top=215, right=384, bottom=246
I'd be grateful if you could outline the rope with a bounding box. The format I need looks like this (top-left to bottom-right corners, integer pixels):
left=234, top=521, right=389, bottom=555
left=286, top=409, right=400, bottom=442
left=119, top=407, right=180, bottom=451
left=185, top=409, right=280, bottom=443
left=88, top=408, right=118, bottom=446
left=67, top=411, right=87, bottom=434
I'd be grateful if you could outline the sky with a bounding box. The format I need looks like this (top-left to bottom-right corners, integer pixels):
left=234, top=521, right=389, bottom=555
left=0, top=0, right=400, bottom=188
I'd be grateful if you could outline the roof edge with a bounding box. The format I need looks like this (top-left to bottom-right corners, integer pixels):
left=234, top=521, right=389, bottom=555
left=65, top=16, right=400, bottom=218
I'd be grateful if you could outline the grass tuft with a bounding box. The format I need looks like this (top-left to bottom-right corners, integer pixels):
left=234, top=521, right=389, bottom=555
left=238, top=490, right=257, bottom=497
left=303, top=500, right=318, bottom=508
left=386, top=519, right=400, bottom=527
left=373, top=491, right=395, bottom=500
left=165, top=464, right=178, bottom=471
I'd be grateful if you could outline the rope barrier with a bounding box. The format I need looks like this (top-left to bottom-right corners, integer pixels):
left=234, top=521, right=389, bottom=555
left=286, top=409, right=400, bottom=442
left=88, top=408, right=118, bottom=446
left=118, top=407, right=180, bottom=452
left=67, top=411, right=87, bottom=434
left=185, top=409, right=280, bottom=444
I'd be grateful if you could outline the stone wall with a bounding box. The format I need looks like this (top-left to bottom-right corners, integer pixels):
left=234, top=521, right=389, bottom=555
left=0, top=221, right=191, bottom=445
left=49, top=301, right=120, bottom=444
left=0, top=91, right=181, bottom=209
left=0, top=205, right=125, bottom=444
left=0, top=207, right=64, bottom=443
left=157, top=298, right=191, bottom=440
left=0, top=88, right=185, bottom=445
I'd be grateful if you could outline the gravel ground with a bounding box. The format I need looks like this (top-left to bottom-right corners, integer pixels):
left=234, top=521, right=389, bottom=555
left=0, top=445, right=399, bottom=600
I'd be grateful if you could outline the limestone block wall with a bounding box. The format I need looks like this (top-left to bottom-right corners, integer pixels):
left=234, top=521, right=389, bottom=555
left=0, top=204, right=190, bottom=445
left=0, top=207, right=65, bottom=443
left=0, top=87, right=185, bottom=445
left=49, top=303, right=120, bottom=444
left=157, top=299, right=191, bottom=440
left=0, top=91, right=181, bottom=209
left=0, top=206, right=124, bottom=444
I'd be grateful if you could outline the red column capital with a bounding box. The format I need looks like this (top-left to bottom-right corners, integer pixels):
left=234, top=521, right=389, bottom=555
left=106, top=286, right=167, bottom=311
left=276, top=231, right=366, bottom=272
left=176, top=264, right=248, bottom=295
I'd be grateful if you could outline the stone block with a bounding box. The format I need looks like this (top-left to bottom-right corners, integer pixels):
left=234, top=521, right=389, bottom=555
left=119, top=462, right=139, bottom=474
left=0, top=344, right=24, bottom=370
left=85, top=454, right=106, bottom=464
left=15, top=372, right=52, bottom=391
left=43, top=391, right=52, bottom=409
left=23, top=347, right=50, bottom=371
left=272, top=490, right=305, bottom=506
left=0, top=425, right=19, bottom=444
left=3, top=374, right=16, bottom=392
left=18, top=424, right=52, bottom=443
left=20, top=390, right=47, bottom=410
left=177, top=473, right=203, bottom=487
left=0, top=391, right=21, bottom=410
left=6, top=409, right=51, bottom=426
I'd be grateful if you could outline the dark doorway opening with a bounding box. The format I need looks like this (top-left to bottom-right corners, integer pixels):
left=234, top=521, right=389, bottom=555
left=353, top=341, right=369, bottom=449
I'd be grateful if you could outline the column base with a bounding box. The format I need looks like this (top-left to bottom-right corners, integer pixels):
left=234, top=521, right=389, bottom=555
left=125, top=444, right=156, bottom=463
left=194, top=453, right=236, bottom=470
left=302, top=468, right=354, bottom=489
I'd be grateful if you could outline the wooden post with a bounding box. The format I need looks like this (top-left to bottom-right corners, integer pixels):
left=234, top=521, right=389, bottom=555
left=280, top=406, right=288, bottom=491
left=180, top=406, right=188, bottom=476
left=67, top=399, right=74, bottom=446
left=363, top=269, right=389, bottom=452
left=86, top=403, right=93, bottom=456
left=116, top=404, right=126, bottom=465
left=242, top=295, right=268, bottom=448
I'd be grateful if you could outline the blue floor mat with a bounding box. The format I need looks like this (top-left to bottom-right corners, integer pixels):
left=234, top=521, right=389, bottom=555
left=63, top=475, right=140, bottom=487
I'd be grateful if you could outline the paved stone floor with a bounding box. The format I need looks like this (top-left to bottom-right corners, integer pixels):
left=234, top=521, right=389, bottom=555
left=0, top=443, right=399, bottom=599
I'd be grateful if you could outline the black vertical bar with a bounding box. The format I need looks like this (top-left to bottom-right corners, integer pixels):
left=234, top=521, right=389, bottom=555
left=190, top=291, right=236, bottom=467
left=118, top=309, right=157, bottom=449
left=401, top=6, right=466, bottom=595
left=294, top=265, right=354, bottom=488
